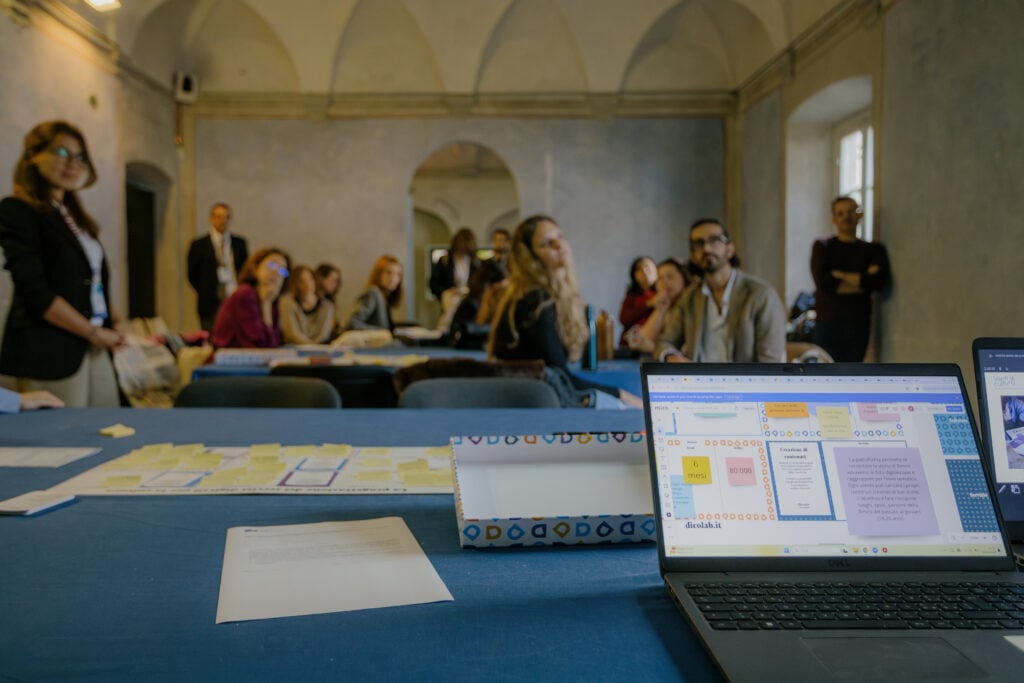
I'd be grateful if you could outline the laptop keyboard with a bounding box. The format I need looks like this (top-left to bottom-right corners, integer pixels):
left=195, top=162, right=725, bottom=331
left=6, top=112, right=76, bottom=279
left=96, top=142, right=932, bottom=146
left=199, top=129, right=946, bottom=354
left=686, top=581, right=1024, bottom=630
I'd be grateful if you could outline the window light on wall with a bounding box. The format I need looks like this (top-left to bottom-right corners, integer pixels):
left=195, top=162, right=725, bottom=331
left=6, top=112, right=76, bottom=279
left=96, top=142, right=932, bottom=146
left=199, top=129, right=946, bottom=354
left=84, top=0, right=121, bottom=11
left=833, top=110, right=874, bottom=241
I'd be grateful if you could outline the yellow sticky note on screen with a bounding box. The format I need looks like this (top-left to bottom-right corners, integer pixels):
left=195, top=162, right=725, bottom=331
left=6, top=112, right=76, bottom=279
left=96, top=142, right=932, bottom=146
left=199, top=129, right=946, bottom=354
left=764, top=403, right=809, bottom=419
left=682, top=456, right=713, bottom=485
left=817, top=406, right=853, bottom=439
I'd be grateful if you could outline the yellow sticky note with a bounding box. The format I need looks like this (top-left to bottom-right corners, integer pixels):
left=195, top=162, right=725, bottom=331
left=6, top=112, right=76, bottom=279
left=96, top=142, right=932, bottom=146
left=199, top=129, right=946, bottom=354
left=170, top=444, right=205, bottom=457
left=136, top=443, right=172, bottom=455
left=247, top=461, right=286, bottom=474
left=99, top=424, right=135, bottom=438
left=316, top=444, right=352, bottom=458
left=282, top=445, right=317, bottom=458
left=139, top=458, right=181, bottom=471
left=102, top=475, right=142, bottom=488
left=682, top=456, right=713, bottom=485
left=200, top=468, right=244, bottom=487
left=400, top=470, right=453, bottom=488
left=237, top=471, right=284, bottom=486
left=184, top=454, right=224, bottom=470
left=360, top=447, right=391, bottom=456
left=355, top=470, right=392, bottom=482
left=358, top=457, right=394, bottom=468
left=424, top=446, right=451, bottom=456
left=816, top=406, right=853, bottom=439
left=249, top=444, right=281, bottom=457
left=397, top=459, right=429, bottom=472
left=763, top=403, right=809, bottom=419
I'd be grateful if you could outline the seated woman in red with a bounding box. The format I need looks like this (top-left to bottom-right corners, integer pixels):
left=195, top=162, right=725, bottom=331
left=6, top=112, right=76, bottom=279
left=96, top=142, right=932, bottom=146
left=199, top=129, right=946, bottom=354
left=617, top=256, right=657, bottom=347
left=212, top=247, right=291, bottom=348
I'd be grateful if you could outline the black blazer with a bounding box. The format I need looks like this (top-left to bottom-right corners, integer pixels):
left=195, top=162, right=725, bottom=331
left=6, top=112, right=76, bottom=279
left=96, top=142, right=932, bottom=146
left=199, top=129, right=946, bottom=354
left=429, top=250, right=480, bottom=300
left=0, top=196, right=111, bottom=380
left=187, top=233, right=249, bottom=319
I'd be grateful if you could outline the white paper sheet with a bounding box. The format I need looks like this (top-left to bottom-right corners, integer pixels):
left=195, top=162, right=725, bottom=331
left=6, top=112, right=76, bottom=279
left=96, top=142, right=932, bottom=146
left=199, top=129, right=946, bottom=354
left=0, top=447, right=100, bottom=468
left=215, top=517, right=453, bottom=623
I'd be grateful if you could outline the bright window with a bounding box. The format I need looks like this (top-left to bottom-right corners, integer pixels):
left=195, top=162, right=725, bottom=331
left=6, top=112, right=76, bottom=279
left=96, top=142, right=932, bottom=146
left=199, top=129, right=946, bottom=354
left=833, top=110, right=874, bottom=240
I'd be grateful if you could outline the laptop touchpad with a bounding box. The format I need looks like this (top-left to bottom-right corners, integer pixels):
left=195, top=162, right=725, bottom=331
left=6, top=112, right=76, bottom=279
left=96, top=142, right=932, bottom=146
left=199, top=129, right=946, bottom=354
left=801, top=637, right=985, bottom=679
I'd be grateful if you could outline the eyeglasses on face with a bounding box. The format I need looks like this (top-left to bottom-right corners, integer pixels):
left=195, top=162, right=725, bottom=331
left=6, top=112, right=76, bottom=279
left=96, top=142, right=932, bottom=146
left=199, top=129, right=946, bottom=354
left=266, top=261, right=289, bottom=278
left=689, top=234, right=729, bottom=251
left=51, top=146, right=88, bottom=164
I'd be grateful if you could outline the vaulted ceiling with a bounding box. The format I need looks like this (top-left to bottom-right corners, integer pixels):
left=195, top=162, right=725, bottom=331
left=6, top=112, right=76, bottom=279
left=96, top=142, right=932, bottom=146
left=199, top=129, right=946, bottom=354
left=73, top=0, right=844, bottom=96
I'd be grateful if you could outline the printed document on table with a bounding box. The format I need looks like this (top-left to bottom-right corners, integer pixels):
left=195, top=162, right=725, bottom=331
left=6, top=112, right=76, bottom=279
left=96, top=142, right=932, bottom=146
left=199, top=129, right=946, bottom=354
left=0, top=447, right=100, bottom=468
left=215, top=517, right=453, bottom=623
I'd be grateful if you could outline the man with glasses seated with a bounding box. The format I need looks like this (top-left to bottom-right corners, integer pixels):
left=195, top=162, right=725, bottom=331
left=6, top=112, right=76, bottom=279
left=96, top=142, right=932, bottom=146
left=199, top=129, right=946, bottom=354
left=655, top=218, right=786, bottom=363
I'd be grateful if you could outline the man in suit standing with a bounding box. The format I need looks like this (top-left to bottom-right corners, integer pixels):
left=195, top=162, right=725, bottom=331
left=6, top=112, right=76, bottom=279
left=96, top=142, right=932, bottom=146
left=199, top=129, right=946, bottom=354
left=187, top=202, right=248, bottom=332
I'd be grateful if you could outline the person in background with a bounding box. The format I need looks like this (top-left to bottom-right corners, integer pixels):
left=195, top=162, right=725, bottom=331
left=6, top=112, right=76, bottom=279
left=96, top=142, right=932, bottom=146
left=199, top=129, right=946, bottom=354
left=315, top=263, right=342, bottom=303
left=656, top=218, right=786, bottom=363
left=810, top=196, right=891, bottom=361
left=490, top=227, right=511, bottom=268
left=0, top=387, right=64, bottom=413
left=279, top=265, right=336, bottom=344
left=187, top=202, right=249, bottom=332
left=346, top=255, right=403, bottom=331
left=488, top=215, right=641, bottom=408
left=0, top=120, right=125, bottom=407
left=627, top=257, right=692, bottom=354
left=618, top=256, right=658, bottom=347
left=430, top=227, right=481, bottom=326
left=449, top=259, right=507, bottom=349
left=211, top=247, right=291, bottom=348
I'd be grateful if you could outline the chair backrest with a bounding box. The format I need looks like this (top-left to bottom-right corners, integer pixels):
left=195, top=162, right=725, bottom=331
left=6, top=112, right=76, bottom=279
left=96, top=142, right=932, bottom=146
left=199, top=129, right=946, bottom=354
left=174, top=376, right=341, bottom=408
left=392, top=357, right=545, bottom=394
left=269, top=364, right=398, bottom=408
left=785, top=341, right=835, bottom=363
left=399, top=377, right=561, bottom=409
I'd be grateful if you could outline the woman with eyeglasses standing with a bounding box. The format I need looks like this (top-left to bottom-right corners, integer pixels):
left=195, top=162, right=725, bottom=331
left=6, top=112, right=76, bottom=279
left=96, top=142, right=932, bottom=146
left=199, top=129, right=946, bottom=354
left=211, top=247, right=291, bottom=348
left=0, top=121, right=125, bottom=406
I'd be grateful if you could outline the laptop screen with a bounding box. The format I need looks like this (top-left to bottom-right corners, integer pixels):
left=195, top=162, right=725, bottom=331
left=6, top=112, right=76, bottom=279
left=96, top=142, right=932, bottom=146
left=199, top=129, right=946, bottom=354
left=974, top=341, right=1024, bottom=530
left=643, top=366, right=1006, bottom=561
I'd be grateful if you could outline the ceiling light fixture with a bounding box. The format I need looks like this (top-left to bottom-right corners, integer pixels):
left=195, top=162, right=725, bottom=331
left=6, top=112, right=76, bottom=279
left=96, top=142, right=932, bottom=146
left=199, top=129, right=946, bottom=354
left=84, top=0, right=121, bottom=11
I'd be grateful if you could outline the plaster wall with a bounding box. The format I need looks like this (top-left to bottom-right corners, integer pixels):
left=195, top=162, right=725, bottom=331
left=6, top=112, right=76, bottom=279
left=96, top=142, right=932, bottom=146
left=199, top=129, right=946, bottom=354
left=191, top=116, right=723, bottom=327
left=784, top=123, right=831, bottom=306
left=881, top=0, right=1024, bottom=378
left=740, top=91, right=784, bottom=297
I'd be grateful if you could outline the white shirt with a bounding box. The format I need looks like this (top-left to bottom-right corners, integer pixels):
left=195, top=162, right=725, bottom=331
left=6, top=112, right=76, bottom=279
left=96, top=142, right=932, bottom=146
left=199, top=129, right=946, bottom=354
left=210, top=229, right=238, bottom=296
left=696, top=269, right=737, bottom=362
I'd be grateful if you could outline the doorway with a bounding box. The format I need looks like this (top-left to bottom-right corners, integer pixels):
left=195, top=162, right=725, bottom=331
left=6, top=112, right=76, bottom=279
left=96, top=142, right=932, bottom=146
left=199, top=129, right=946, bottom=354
left=408, top=142, right=518, bottom=328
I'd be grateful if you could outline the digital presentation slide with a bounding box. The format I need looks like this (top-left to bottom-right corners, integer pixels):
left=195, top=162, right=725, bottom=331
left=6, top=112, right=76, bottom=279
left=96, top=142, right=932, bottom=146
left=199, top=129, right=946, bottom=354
left=833, top=446, right=939, bottom=537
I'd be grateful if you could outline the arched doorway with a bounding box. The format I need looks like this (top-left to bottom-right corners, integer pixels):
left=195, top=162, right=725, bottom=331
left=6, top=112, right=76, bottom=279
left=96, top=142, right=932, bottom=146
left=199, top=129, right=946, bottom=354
left=408, top=142, right=518, bottom=328
left=125, top=162, right=172, bottom=321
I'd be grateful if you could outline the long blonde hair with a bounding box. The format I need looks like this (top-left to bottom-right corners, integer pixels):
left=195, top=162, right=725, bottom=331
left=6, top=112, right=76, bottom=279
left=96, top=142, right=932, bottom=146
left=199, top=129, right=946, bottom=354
left=488, top=215, right=588, bottom=361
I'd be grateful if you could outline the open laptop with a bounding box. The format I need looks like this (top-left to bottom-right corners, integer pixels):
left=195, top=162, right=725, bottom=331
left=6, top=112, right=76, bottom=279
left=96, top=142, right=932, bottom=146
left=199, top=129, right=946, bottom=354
left=641, top=362, right=1024, bottom=682
left=973, top=338, right=1024, bottom=557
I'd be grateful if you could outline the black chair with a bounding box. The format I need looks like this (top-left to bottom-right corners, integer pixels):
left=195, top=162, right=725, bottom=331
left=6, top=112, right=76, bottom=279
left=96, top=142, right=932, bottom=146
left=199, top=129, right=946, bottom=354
left=269, top=364, right=398, bottom=408
left=399, top=377, right=560, bottom=409
left=174, top=376, right=341, bottom=408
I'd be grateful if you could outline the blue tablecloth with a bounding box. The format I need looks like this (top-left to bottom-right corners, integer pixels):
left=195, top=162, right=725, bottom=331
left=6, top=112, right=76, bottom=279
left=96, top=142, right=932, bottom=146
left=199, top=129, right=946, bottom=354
left=0, top=408, right=719, bottom=682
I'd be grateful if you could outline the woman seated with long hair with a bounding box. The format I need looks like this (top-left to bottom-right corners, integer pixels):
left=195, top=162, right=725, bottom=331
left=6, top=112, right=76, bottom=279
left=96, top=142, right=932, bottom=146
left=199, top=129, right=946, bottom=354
left=488, top=215, right=641, bottom=408
left=212, top=247, right=291, bottom=348
left=346, top=255, right=403, bottom=331
left=279, top=264, right=336, bottom=344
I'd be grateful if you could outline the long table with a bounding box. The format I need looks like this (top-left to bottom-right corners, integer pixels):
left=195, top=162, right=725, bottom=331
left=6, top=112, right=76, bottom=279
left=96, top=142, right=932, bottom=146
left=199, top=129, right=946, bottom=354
left=0, top=408, right=719, bottom=682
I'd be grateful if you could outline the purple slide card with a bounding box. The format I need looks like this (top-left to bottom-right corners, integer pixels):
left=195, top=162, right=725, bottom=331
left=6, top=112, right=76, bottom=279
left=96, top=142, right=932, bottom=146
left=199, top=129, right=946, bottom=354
left=834, top=447, right=939, bottom=536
